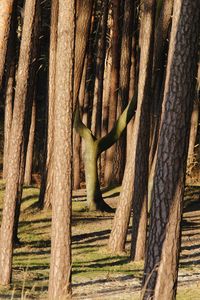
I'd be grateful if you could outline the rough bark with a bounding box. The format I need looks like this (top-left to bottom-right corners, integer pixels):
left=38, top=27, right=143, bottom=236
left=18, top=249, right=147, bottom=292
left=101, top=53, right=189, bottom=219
left=0, top=0, right=15, bottom=89
left=3, top=63, right=14, bottom=179
left=48, top=1, right=75, bottom=298
left=142, top=1, right=199, bottom=298
left=0, top=0, right=38, bottom=285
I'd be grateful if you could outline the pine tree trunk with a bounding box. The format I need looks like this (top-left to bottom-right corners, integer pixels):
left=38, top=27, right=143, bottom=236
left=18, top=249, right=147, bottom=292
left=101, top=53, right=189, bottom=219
left=0, top=0, right=38, bottom=285
left=104, top=0, right=120, bottom=185
left=24, top=99, right=36, bottom=185
left=3, top=62, right=14, bottom=179
left=0, top=0, right=15, bottom=89
left=48, top=1, right=75, bottom=298
left=142, top=0, right=199, bottom=298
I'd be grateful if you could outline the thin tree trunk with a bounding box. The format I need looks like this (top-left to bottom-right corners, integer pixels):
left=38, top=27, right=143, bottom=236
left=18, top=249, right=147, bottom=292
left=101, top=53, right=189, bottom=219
left=0, top=0, right=15, bottom=89
left=91, top=0, right=108, bottom=138
left=24, top=98, right=36, bottom=185
left=48, top=1, right=75, bottom=298
left=0, top=0, right=38, bottom=285
left=104, top=0, right=120, bottom=185
left=108, top=0, right=155, bottom=256
left=3, top=63, right=15, bottom=179
left=142, top=0, right=199, bottom=298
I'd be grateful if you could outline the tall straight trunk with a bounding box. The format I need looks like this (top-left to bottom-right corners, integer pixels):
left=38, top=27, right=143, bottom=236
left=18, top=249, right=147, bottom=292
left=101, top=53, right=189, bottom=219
left=91, top=0, right=108, bottom=138
left=104, top=0, right=121, bottom=185
left=142, top=1, right=199, bottom=298
left=48, top=1, right=75, bottom=298
left=111, top=0, right=135, bottom=185
left=3, top=62, right=15, bottom=179
left=24, top=98, right=36, bottom=185
left=73, top=0, right=94, bottom=190
left=39, top=0, right=58, bottom=209
left=0, top=0, right=38, bottom=286
left=149, top=0, right=173, bottom=166
left=108, top=0, right=155, bottom=256
left=0, top=0, right=15, bottom=89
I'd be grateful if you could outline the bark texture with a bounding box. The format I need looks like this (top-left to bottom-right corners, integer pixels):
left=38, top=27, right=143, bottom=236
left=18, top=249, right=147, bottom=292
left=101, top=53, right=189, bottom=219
left=48, top=1, right=75, bottom=298
left=0, top=0, right=38, bottom=285
left=142, top=1, right=199, bottom=298
left=0, top=0, right=14, bottom=89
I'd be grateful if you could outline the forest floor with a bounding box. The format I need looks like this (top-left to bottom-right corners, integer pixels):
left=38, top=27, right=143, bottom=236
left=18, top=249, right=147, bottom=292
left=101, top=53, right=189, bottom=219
left=0, top=181, right=200, bottom=299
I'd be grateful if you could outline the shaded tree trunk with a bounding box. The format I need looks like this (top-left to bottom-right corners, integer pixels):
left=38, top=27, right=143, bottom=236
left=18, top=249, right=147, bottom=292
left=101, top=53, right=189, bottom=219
left=142, top=0, right=199, bottom=298
left=0, top=0, right=38, bottom=285
left=48, top=1, right=75, bottom=298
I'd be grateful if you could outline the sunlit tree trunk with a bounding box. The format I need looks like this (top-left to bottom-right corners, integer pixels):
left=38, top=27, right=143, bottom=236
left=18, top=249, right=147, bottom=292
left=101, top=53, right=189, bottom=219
left=0, top=0, right=15, bottom=89
left=48, top=1, right=75, bottom=298
left=0, top=0, right=38, bottom=285
left=142, top=0, right=199, bottom=298
left=24, top=98, right=36, bottom=185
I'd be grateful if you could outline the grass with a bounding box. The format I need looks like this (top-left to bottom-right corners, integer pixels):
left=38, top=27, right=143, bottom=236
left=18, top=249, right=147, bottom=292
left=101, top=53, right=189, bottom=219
left=0, top=181, right=200, bottom=299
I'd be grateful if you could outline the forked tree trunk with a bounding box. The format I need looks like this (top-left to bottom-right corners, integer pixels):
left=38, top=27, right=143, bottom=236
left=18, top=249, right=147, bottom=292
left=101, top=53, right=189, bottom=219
left=142, top=0, right=199, bottom=298
left=48, top=1, right=75, bottom=298
left=0, top=0, right=15, bottom=89
left=0, top=0, right=38, bottom=286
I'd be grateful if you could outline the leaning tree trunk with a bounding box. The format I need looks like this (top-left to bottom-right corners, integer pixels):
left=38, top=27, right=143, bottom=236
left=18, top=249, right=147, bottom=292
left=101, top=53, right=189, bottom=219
left=0, top=0, right=38, bottom=286
left=0, top=0, right=15, bottom=89
left=48, top=1, right=75, bottom=299
left=142, top=0, right=199, bottom=298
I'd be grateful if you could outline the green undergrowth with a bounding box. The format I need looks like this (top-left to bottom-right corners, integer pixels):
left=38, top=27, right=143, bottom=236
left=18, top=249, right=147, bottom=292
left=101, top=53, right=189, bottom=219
left=0, top=181, right=199, bottom=299
left=0, top=181, right=142, bottom=299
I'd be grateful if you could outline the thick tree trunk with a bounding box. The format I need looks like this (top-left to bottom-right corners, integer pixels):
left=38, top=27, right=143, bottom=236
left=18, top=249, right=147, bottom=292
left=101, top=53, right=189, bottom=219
left=142, top=0, right=199, bottom=298
left=0, top=0, right=38, bottom=286
left=24, top=99, right=36, bottom=185
left=48, top=1, right=75, bottom=298
left=0, top=0, right=15, bottom=89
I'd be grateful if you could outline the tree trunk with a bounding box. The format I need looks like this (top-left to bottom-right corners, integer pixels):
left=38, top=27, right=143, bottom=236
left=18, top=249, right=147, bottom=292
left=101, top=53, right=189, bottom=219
left=142, top=0, right=199, bottom=298
left=0, top=0, right=38, bottom=286
left=91, top=0, right=108, bottom=138
left=48, top=1, right=75, bottom=298
left=0, top=0, right=15, bottom=89
left=24, top=99, right=36, bottom=185
left=104, top=0, right=120, bottom=185
left=3, top=62, right=14, bottom=179
left=39, top=0, right=58, bottom=209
